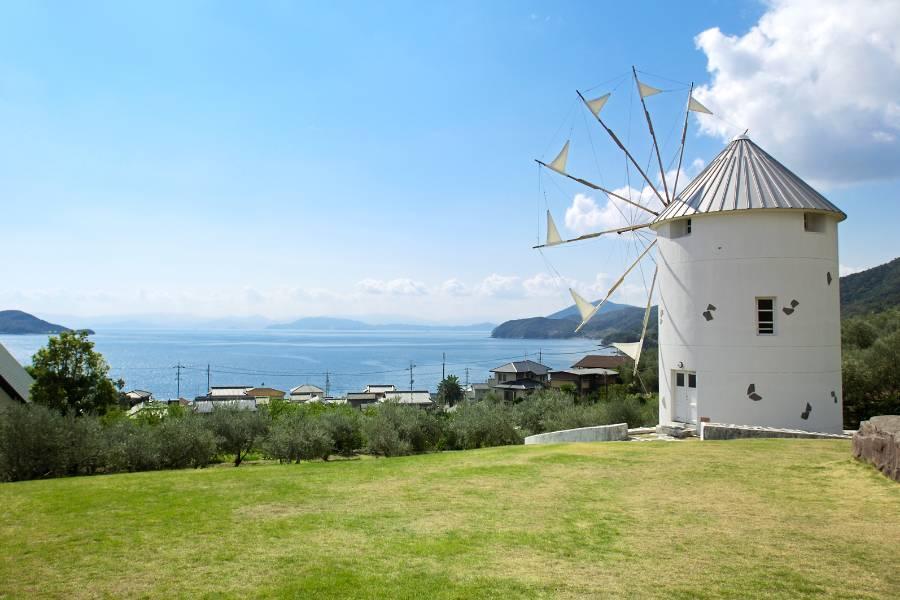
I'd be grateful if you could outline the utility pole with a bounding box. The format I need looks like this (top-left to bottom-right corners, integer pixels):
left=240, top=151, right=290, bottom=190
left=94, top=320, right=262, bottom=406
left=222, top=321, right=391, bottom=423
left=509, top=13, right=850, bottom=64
left=175, top=363, right=183, bottom=399
left=409, top=361, right=415, bottom=393
left=538, top=348, right=542, bottom=363
left=465, top=367, right=470, bottom=388
left=325, top=371, right=330, bottom=397
left=442, top=352, right=446, bottom=380
left=207, top=364, right=210, bottom=394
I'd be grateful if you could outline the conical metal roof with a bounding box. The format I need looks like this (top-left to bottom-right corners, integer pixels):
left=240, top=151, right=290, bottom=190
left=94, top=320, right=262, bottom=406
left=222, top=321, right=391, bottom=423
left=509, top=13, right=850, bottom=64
left=653, top=136, right=846, bottom=224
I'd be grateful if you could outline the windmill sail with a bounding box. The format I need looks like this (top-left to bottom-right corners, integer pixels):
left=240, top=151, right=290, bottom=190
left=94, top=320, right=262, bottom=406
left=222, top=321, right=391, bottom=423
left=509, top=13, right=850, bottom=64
left=569, top=289, right=597, bottom=322
left=612, top=342, right=641, bottom=360
left=547, top=140, right=570, bottom=174
left=637, top=80, right=662, bottom=98
left=688, top=96, right=712, bottom=114
left=574, top=240, right=657, bottom=332
left=546, top=211, right=562, bottom=246
left=631, top=266, right=658, bottom=375
left=586, top=93, right=610, bottom=116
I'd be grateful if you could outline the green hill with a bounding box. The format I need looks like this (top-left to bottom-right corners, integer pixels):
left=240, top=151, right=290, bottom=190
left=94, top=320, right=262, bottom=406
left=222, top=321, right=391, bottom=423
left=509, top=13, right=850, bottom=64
left=840, top=257, right=900, bottom=316
left=1, top=441, right=896, bottom=598
left=0, top=310, right=86, bottom=335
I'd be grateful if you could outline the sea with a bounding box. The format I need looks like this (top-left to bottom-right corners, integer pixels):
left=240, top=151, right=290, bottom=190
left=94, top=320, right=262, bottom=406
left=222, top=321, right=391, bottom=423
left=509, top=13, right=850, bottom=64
left=0, top=329, right=604, bottom=399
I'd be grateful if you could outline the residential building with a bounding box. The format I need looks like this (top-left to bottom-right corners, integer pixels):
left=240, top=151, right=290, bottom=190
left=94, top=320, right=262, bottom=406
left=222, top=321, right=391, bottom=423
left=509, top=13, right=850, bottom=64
left=0, top=342, right=32, bottom=406
left=383, top=390, right=434, bottom=408
left=123, top=389, right=153, bottom=407
left=290, top=384, right=325, bottom=402
left=570, top=354, right=631, bottom=371
left=346, top=392, right=380, bottom=409
left=245, top=387, right=286, bottom=405
left=489, top=360, right=550, bottom=402
left=549, top=367, right=619, bottom=398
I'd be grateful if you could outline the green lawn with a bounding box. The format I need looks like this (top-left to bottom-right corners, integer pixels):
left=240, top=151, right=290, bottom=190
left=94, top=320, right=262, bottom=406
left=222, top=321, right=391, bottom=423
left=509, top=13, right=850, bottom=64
left=2, top=440, right=898, bottom=599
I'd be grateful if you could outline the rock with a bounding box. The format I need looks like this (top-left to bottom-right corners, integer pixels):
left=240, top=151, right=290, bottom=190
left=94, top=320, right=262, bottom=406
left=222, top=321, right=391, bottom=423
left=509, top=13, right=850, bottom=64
left=852, top=416, right=900, bottom=483
left=656, top=423, right=696, bottom=439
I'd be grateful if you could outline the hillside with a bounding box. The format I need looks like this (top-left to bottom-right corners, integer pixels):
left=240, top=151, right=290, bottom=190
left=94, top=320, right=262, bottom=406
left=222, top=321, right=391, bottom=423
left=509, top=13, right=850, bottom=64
left=840, top=257, right=900, bottom=316
left=0, top=310, right=88, bottom=335
left=1, top=441, right=896, bottom=598
left=493, top=257, right=900, bottom=341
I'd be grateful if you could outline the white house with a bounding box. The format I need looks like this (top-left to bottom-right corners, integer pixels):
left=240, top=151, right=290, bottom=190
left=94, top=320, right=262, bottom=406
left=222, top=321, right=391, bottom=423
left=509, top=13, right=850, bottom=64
left=290, top=384, right=325, bottom=402
left=0, top=343, right=33, bottom=406
left=383, top=390, right=434, bottom=407
left=650, top=135, right=845, bottom=433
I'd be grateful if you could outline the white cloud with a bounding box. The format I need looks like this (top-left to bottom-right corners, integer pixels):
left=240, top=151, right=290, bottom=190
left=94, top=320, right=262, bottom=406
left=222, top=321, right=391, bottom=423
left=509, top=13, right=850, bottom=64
left=522, top=272, right=573, bottom=297
left=476, top=274, right=522, bottom=298
left=438, top=279, right=471, bottom=296
left=355, top=278, right=428, bottom=296
left=564, top=193, right=630, bottom=235
left=694, top=0, right=900, bottom=185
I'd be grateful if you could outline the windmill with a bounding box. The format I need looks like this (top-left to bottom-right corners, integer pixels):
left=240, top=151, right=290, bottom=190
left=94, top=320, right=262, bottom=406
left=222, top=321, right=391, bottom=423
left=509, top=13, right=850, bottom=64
left=534, top=68, right=846, bottom=433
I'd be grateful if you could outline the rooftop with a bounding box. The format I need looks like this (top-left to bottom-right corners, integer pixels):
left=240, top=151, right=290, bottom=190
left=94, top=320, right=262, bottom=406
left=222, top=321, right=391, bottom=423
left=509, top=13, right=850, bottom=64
left=291, top=384, right=324, bottom=394
left=491, top=360, right=550, bottom=375
left=653, top=136, right=846, bottom=224
left=571, top=355, right=630, bottom=370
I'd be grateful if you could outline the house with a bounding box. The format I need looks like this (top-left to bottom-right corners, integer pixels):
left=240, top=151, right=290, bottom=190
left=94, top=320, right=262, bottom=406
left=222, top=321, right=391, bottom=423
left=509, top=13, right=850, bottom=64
left=123, top=389, right=153, bottom=407
left=383, top=390, right=434, bottom=408
left=245, top=387, right=286, bottom=405
left=195, top=386, right=257, bottom=413
left=346, top=392, right=380, bottom=409
left=549, top=367, right=618, bottom=398
left=570, top=354, right=631, bottom=371
left=489, top=360, right=550, bottom=402
left=0, top=342, right=33, bottom=406
left=465, top=383, right=492, bottom=402
left=290, top=384, right=324, bottom=402
left=365, top=384, right=397, bottom=397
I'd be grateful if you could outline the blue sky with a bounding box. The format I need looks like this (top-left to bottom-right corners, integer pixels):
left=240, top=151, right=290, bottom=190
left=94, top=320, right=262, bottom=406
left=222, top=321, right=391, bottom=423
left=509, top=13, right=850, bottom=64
left=3, top=1, right=898, bottom=324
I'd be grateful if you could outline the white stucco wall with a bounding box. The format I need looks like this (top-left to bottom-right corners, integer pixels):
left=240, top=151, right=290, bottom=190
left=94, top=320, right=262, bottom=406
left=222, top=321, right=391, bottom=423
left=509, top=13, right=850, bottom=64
left=650, top=209, right=843, bottom=433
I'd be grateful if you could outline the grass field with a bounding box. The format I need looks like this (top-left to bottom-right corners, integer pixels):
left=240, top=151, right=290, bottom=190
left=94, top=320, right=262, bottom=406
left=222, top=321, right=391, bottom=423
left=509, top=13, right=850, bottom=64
left=2, top=439, right=899, bottom=599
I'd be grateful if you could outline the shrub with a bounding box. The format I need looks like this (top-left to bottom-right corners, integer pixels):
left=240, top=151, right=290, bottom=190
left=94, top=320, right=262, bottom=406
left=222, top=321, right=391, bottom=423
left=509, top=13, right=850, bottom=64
left=320, top=408, right=362, bottom=457
left=362, top=408, right=412, bottom=457
left=449, top=401, right=522, bottom=450
left=103, top=420, right=162, bottom=472
left=0, top=403, right=71, bottom=481
left=266, top=414, right=334, bottom=462
left=156, top=415, right=218, bottom=469
left=208, top=407, right=270, bottom=466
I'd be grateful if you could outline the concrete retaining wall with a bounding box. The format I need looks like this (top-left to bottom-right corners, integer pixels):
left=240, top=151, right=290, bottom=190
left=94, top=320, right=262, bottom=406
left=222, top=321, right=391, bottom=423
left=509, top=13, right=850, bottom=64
left=700, top=422, right=850, bottom=441
left=524, top=423, right=628, bottom=445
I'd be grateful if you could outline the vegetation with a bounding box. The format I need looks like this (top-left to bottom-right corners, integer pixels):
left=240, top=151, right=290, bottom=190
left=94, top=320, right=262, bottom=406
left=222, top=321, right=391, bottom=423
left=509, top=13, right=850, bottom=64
left=0, top=387, right=657, bottom=482
left=0, top=309, right=89, bottom=335
left=841, top=307, right=900, bottom=428
left=840, top=257, right=900, bottom=317
left=1, top=440, right=897, bottom=598
left=436, top=374, right=464, bottom=407
left=26, top=330, right=121, bottom=415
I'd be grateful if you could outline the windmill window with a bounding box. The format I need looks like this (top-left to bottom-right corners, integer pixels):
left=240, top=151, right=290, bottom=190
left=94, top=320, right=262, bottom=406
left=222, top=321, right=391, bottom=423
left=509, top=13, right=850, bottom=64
left=676, top=372, right=685, bottom=386
left=671, top=219, right=692, bottom=238
left=804, top=213, right=825, bottom=233
left=756, top=297, right=775, bottom=335
left=688, top=374, right=696, bottom=388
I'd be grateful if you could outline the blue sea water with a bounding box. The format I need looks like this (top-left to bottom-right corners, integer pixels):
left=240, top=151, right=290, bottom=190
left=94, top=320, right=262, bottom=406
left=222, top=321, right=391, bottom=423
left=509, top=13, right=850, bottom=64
left=0, top=329, right=603, bottom=399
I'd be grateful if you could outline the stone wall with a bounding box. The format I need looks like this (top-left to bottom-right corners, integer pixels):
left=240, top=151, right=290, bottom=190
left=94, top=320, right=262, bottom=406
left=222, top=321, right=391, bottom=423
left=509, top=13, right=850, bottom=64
left=852, top=416, right=900, bottom=483
left=524, top=423, right=628, bottom=445
left=700, top=422, right=850, bottom=441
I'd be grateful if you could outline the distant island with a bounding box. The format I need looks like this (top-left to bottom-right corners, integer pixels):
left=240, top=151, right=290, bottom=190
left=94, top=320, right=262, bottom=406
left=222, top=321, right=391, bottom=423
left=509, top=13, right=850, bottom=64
left=492, top=258, right=900, bottom=341
left=0, top=310, right=93, bottom=335
left=269, top=316, right=495, bottom=332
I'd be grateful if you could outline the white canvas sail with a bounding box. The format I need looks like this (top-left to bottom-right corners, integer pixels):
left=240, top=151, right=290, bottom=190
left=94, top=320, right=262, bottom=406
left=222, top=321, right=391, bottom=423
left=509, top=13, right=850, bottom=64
left=546, top=211, right=562, bottom=246
left=569, top=288, right=596, bottom=322
left=612, top=342, right=641, bottom=360
left=638, top=81, right=662, bottom=98
left=586, top=93, right=610, bottom=116
left=547, top=140, right=570, bottom=174
left=688, top=96, right=712, bottom=114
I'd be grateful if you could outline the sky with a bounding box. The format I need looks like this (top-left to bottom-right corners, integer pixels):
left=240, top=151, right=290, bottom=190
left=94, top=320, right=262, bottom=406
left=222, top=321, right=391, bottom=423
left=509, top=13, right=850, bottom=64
left=2, top=0, right=898, bottom=326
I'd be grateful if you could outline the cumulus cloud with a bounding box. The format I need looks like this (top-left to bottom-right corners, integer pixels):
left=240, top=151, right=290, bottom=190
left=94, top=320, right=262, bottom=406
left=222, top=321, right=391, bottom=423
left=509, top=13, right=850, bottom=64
left=355, top=278, right=428, bottom=296
left=476, top=274, right=522, bottom=298
left=564, top=193, right=630, bottom=235
left=693, top=0, right=900, bottom=185
left=522, top=272, right=574, bottom=297
left=438, top=278, right=471, bottom=296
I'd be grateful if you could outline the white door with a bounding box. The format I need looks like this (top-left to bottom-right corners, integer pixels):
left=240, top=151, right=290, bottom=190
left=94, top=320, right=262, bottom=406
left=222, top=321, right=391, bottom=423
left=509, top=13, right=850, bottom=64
left=673, top=371, right=698, bottom=424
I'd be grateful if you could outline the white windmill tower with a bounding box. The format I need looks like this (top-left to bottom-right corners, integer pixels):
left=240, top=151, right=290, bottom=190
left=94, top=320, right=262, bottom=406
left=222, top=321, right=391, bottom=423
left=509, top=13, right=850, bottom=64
left=535, top=69, right=845, bottom=434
